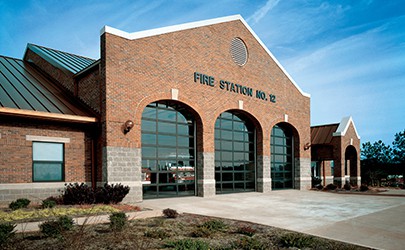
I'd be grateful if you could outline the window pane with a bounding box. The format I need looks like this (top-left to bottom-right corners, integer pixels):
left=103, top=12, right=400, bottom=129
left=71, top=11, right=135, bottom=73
left=142, top=106, right=156, bottom=119
left=158, top=109, right=176, bottom=122
left=33, top=142, right=63, bottom=161
left=158, top=122, right=176, bottom=134
left=33, top=162, right=62, bottom=181
left=142, top=120, right=156, bottom=132
left=158, top=134, right=176, bottom=146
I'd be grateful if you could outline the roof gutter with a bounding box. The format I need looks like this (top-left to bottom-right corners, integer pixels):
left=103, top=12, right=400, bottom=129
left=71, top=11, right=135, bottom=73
left=0, top=107, right=98, bottom=124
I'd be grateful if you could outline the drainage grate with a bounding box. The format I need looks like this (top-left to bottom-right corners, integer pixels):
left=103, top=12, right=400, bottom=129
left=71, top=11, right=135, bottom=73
left=230, top=37, right=248, bottom=66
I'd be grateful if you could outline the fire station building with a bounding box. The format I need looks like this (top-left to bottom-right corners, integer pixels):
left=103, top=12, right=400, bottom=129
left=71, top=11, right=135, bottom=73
left=0, top=15, right=360, bottom=203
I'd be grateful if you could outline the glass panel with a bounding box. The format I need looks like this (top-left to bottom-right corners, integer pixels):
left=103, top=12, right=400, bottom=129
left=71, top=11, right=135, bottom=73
left=178, top=136, right=192, bottom=147
left=221, top=140, right=232, bottom=150
left=158, top=109, right=176, bottom=122
left=142, top=134, right=156, bottom=145
left=221, top=130, right=232, bottom=140
left=158, top=147, right=176, bottom=159
left=158, top=134, right=176, bottom=146
left=233, top=131, right=244, bottom=141
left=178, top=124, right=192, bottom=135
left=33, top=142, right=63, bottom=161
left=33, top=162, right=62, bottom=181
left=233, top=121, right=245, bottom=131
left=158, top=122, right=176, bottom=134
left=142, top=106, right=156, bottom=119
left=234, top=141, right=244, bottom=151
left=142, top=146, right=156, bottom=158
left=221, top=119, right=232, bottom=130
left=141, top=120, right=156, bottom=132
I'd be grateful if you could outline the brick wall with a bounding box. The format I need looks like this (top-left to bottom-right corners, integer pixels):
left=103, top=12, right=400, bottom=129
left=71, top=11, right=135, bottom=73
left=77, top=66, right=101, bottom=113
left=100, top=19, right=312, bottom=197
left=0, top=116, right=93, bottom=184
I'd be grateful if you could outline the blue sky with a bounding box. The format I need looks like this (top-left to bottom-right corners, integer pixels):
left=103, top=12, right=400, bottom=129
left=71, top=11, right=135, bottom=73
left=1, top=0, right=404, bottom=145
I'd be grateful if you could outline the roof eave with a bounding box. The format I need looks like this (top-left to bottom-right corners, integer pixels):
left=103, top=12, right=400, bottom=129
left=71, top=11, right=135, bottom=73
left=0, top=107, right=98, bottom=124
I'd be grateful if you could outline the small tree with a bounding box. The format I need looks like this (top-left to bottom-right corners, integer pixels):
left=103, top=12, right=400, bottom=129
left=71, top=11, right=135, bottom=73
left=392, top=130, right=405, bottom=178
left=361, top=140, right=393, bottom=186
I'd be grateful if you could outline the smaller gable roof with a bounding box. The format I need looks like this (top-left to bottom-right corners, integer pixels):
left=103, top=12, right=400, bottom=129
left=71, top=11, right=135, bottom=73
left=333, top=116, right=360, bottom=139
left=100, top=15, right=310, bottom=98
left=24, top=44, right=97, bottom=75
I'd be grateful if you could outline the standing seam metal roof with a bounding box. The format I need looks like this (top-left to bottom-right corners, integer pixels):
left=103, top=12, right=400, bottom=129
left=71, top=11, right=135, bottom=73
left=0, top=55, right=92, bottom=116
left=311, top=124, right=339, bottom=145
left=26, top=44, right=96, bottom=74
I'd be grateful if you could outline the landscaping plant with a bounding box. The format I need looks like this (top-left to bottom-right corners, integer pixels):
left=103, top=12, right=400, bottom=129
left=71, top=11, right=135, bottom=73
left=0, top=222, right=16, bottom=246
left=163, top=208, right=179, bottom=218
left=9, top=198, right=31, bottom=210
left=109, top=212, right=127, bottom=231
left=39, top=216, right=74, bottom=238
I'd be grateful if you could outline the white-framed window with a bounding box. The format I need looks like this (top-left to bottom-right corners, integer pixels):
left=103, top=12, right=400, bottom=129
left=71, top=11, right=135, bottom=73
left=32, top=142, right=64, bottom=182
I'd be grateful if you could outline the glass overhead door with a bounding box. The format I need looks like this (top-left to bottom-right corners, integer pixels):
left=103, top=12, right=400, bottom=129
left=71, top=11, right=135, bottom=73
left=215, top=112, right=255, bottom=194
left=141, top=101, right=195, bottom=198
left=271, top=125, right=293, bottom=189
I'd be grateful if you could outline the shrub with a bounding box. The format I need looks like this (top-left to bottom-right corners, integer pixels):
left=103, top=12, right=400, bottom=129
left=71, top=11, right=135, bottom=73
left=0, top=222, right=16, bottom=246
left=163, top=208, right=179, bottom=218
left=191, top=226, right=213, bottom=238
left=109, top=212, right=127, bottom=231
left=41, top=199, right=56, bottom=209
left=39, top=216, right=74, bottom=237
left=61, top=182, right=130, bottom=205
left=315, top=184, right=324, bottom=190
left=44, top=196, right=63, bottom=205
left=233, top=236, right=266, bottom=250
left=360, top=184, right=369, bottom=192
left=144, top=228, right=169, bottom=239
left=279, top=233, right=316, bottom=248
left=61, top=183, right=95, bottom=205
left=237, top=225, right=256, bottom=237
left=325, top=183, right=338, bottom=191
left=200, top=219, right=226, bottom=232
left=9, top=198, right=31, bottom=210
left=95, top=183, right=130, bottom=204
left=343, top=182, right=351, bottom=191
left=165, top=238, right=210, bottom=250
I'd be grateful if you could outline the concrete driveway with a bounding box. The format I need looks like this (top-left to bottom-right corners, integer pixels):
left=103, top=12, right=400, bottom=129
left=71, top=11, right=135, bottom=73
left=141, top=190, right=405, bottom=250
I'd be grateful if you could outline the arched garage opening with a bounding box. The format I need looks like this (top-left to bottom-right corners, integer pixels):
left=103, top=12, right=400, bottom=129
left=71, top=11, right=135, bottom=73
left=345, top=145, right=358, bottom=185
left=141, top=101, right=198, bottom=199
left=214, top=111, right=256, bottom=194
left=271, top=123, right=298, bottom=189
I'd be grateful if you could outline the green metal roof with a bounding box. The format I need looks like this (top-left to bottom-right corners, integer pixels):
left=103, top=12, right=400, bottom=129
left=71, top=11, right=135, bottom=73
left=0, top=55, right=93, bottom=117
left=26, top=44, right=97, bottom=74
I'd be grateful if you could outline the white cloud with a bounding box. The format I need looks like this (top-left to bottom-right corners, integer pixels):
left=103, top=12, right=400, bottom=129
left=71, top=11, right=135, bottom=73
left=247, top=0, right=280, bottom=25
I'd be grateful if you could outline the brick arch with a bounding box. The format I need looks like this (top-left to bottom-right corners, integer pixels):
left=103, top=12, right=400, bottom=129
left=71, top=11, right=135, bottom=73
left=345, top=145, right=358, bottom=185
left=131, top=91, right=206, bottom=152
left=269, top=121, right=301, bottom=158
left=211, top=108, right=264, bottom=155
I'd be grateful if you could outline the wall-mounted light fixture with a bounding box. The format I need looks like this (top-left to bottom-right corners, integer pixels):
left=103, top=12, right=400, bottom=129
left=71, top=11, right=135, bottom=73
left=123, top=120, right=134, bottom=134
left=304, top=143, right=311, bottom=150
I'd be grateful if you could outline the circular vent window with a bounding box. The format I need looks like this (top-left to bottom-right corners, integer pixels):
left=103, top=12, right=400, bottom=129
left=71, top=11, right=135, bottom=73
left=230, top=37, right=248, bottom=66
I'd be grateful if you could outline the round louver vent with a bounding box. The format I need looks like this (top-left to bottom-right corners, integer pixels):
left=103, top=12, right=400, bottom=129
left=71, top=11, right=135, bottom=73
left=230, top=37, right=248, bottom=66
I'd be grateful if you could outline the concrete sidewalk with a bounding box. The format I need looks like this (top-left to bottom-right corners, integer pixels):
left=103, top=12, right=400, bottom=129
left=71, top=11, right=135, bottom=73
left=141, top=190, right=405, bottom=250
